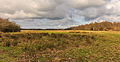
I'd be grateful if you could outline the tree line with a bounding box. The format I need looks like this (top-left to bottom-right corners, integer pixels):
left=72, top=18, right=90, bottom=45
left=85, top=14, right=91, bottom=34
left=66, top=21, right=120, bottom=31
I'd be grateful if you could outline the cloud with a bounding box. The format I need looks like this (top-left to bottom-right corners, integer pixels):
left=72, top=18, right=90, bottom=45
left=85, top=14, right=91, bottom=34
left=1, top=0, right=120, bottom=29
left=0, top=0, right=106, bottom=18
left=69, top=0, right=120, bottom=22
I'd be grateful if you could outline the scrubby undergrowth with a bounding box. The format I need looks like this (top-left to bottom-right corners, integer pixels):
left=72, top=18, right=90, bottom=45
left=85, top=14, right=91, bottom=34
left=0, top=31, right=120, bottom=62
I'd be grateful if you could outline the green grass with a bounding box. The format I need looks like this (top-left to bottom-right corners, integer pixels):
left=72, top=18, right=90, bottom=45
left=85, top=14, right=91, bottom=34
left=0, top=30, right=120, bottom=62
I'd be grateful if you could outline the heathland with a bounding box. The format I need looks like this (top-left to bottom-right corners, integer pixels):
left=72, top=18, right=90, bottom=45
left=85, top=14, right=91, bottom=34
left=0, top=30, right=120, bottom=62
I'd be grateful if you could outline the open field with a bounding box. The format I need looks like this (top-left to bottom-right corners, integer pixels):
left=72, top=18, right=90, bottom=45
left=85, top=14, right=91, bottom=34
left=0, top=30, right=120, bottom=62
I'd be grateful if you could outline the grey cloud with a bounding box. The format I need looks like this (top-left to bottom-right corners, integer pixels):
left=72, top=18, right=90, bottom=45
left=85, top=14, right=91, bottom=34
left=1, top=0, right=120, bottom=29
left=0, top=0, right=106, bottom=18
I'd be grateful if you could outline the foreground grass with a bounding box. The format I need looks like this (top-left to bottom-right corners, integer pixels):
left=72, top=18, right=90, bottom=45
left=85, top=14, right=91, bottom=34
left=0, top=30, right=120, bottom=62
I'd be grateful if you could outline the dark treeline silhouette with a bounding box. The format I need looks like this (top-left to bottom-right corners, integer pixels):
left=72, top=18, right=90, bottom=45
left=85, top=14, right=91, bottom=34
left=66, top=21, right=120, bottom=31
left=0, top=18, right=21, bottom=32
left=22, top=29, right=63, bottom=30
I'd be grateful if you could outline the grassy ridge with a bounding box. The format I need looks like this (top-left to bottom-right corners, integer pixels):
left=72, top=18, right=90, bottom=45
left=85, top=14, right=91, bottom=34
left=0, top=30, right=120, bottom=62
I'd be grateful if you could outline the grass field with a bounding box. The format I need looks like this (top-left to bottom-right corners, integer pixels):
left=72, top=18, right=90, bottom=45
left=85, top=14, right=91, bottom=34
left=0, top=30, right=120, bottom=62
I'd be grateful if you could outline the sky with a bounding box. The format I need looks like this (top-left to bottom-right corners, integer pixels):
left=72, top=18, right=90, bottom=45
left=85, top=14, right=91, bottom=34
left=0, top=0, right=120, bottom=29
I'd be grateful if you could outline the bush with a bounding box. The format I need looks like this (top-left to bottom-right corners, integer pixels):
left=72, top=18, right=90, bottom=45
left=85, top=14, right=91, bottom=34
left=0, top=18, right=21, bottom=32
left=1, top=24, right=20, bottom=32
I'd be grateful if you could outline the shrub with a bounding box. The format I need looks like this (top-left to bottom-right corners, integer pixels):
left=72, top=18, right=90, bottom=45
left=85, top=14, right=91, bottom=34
left=1, top=24, right=20, bottom=32
left=0, top=18, right=21, bottom=32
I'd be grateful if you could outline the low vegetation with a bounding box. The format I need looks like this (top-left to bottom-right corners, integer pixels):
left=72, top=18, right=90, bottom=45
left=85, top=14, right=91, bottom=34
left=66, top=21, right=120, bottom=31
left=0, top=18, right=20, bottom=32
left=0, top=30, right=120, bottom=62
